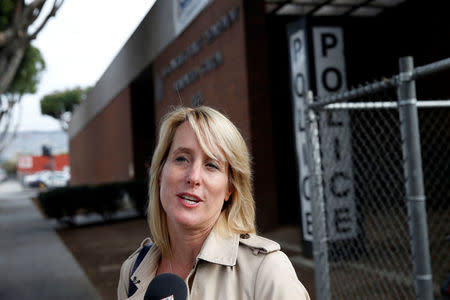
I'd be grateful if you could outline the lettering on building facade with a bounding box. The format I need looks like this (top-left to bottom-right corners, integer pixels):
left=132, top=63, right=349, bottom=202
left=157, top=6, right=240, bottom=103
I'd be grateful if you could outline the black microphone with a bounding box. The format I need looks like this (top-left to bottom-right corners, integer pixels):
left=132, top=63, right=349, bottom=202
left=144, top=273, right=188, bottom=300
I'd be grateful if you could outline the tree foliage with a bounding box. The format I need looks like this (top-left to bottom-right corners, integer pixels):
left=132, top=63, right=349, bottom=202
left=1, top=43, right=45, bottom=113
left=0, top=44, right=45, bottom=155
left=0, top=0, right=16, bottom=30
left=41, top=87, right=90, bottom=131
left=0, top=0, right=64, bottom=95
left=6, top=44, right=45, bottom=96
left=0, top=0, right=63, bottom=156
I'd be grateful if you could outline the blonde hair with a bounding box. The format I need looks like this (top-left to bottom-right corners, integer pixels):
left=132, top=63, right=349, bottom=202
left=148, top=106, right=255, bottom=255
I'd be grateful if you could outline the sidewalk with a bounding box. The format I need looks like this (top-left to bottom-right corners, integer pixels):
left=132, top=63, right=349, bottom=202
left=0, top=180, right=101, bottom=300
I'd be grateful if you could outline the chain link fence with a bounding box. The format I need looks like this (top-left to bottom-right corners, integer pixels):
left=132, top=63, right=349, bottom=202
left=420, top=106, right=450, bottom=299
left=305, top=57, right=450, bottom=300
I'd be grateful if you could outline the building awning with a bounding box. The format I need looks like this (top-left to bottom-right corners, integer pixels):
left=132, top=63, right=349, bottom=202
left=264, top=0, right=407, bottom=17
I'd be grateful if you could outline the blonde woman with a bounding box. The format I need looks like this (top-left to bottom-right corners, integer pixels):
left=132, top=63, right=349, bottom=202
left=118, top=106, right=310, bottom=300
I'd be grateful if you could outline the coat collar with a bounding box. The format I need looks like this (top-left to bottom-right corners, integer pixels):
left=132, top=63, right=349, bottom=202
left=131, top=229, right=240, bottom=295
left=196, top=229, right=240, bottom=267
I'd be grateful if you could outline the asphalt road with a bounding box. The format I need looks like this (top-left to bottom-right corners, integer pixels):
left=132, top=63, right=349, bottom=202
left=0, top=180, right=101, bottom=300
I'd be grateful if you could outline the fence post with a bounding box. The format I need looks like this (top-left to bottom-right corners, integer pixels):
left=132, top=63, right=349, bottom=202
left=397, top=56, right=433, bottom=300
left=305, top=91, right=331, bottom=300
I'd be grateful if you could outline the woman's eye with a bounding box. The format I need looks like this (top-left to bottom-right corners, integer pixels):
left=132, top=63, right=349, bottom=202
left=206, top=162, right=219, bottom=170
left=175, top=156, right=187, bottom=162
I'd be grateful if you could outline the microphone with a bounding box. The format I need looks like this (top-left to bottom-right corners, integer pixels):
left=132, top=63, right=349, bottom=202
left=144, top=273, right=188, bottom=300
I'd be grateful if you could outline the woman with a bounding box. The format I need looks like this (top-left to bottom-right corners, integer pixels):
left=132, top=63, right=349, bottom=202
left=118, top=106, right=310, bottom=299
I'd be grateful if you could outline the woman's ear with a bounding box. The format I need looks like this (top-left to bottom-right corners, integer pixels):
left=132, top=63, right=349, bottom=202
left=225, top=184, right=233, bottom=202
left=225, top=166, right=234, bottom=202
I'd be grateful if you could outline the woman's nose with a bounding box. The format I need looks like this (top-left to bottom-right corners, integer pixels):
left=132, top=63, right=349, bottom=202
left=186, top=163, right=201, bottom=186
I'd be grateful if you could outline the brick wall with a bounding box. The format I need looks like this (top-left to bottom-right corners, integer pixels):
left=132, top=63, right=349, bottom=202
left=69, top=88, right=134, bottom=185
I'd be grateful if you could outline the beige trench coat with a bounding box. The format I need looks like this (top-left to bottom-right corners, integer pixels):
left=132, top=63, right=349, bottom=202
left=117, top=230, right=310, bottom=300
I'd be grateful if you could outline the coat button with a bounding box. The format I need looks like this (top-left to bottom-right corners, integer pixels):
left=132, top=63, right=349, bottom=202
left=240, top=233, right=250, bottom=239
left=132, top=276, right=140, bottom=284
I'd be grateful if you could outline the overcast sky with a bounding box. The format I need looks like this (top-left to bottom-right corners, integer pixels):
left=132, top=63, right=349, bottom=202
left=14, top=0, right=156, bottom=132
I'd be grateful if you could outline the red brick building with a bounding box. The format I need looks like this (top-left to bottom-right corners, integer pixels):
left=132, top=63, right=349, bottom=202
left=68, top=0, right=449, bottom=236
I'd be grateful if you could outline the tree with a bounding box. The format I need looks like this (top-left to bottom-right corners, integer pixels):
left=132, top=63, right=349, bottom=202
left=0, top=0, right=64, bottom=95
left=0, top=44, right=45, bottom=154
left=40, top=87, right=90, bottom=131
left=0, top=0, right=63, bottom=156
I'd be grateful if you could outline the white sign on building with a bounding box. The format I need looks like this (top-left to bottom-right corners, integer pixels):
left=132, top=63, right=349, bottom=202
left=18, top=156, right=33, bottom=169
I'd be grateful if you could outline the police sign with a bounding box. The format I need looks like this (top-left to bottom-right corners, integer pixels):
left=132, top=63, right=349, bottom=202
left=288, top=27, right=313, bottom=242
left=288, top=23, right=357, bottom=248
left=313, top=27, right=357, bottom=240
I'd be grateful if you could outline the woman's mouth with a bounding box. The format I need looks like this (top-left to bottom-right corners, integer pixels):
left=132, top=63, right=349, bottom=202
left=178, top=193, right=202, bottom=207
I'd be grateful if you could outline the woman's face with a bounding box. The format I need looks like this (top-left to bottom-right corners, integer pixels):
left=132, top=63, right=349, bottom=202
left=159, top=122, right=231, bottom=233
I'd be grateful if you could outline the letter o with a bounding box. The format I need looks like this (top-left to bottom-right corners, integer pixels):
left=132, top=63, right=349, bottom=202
left=295, top=73, right=305, bottom=97
left=302, top=175, right=310, bottom=201
left=321, top=67, right=342, bottom=92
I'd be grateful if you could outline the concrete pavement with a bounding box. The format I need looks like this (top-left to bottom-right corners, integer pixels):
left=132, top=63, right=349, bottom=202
left=0, top=180, right=101, bottom=300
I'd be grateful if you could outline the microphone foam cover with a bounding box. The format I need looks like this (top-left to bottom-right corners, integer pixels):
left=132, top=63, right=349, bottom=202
left=144, top=273, right=188, bottom=300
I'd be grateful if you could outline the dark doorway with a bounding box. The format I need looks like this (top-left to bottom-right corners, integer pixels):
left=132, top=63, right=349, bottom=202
left=266, top=15, right=303, bottom=226
left=130, top=65, right=156, bottom=180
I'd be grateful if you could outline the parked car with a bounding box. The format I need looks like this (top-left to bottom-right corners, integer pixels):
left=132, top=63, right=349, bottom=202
left=23, top=170, right=70, bottom=189
left=23, top=172, right=42, bottom=187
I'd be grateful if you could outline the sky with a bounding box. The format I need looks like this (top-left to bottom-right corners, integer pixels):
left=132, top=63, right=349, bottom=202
left=13, top=0, right=157, bottom=132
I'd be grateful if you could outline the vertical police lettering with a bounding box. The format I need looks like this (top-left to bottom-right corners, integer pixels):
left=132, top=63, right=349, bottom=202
left=327, top=111, right=343, bottom=127
left=314, top=27, right=356, bottom=240
left=321, top=33, right=337, bottom=57
left=292, top=36, right=306, bottom=132
left=306, top=212, right=313, bottom=236
left=330, top=172, right=351, bottom=198
left=333, top=137, right=341, bottom=161
left=301, top=176, right=310, bottom=201
left=295, top=73, right=305, bottom=97
left=302, top=143, right=309, bottom=165
left=334, top=207, right=351, bottom=233
left=321, top=67, right=342, bottom=92
left=289, top=28, right=313, bottom=242
left=293, top=38, right=302, bottom=63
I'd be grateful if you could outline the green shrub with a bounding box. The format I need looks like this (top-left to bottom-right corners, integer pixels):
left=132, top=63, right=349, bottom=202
left=38, top=185, right=90, bottom=221
left=90, top=182, right=123, bottom=219
left=124, top=179, right=148, bottom=216
left=38, top=188, right=64, bottom=219
left=37, top=179, right=148, bottom=223
left=1, top=160, right=17, bottom=176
